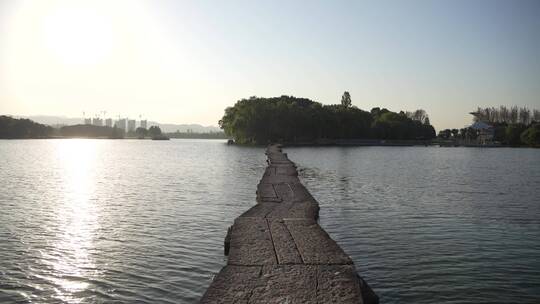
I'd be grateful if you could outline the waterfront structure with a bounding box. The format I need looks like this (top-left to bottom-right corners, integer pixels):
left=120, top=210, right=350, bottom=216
left=201, top=145, right=377, bottom=303
left=469, top=112, right=495, bottom=144
left=140, top=119, right=147, bottom=129
left=470, top=121, right=494, bottom=144
left=115, top=119, right=126, bottom=130
left=84, top=118, right=92, bottom=125
left=105, top=118, right=113, bottom=127
left=128, top=120, right=136, bottom=132
left=92, top=118, right=103, bottom=126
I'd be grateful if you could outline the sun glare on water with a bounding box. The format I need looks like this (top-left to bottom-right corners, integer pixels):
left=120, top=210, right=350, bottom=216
left=47, top=139, right=100, bottom=302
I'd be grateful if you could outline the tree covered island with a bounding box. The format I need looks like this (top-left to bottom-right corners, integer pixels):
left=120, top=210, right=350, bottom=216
left=219, top=94, right=436, bottom=145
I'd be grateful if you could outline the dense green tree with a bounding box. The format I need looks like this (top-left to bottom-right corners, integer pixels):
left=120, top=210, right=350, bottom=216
left=520, top=124, right=540, bottom=147
left=148, top=126, right=162, bottom=137
left=0, top=116, right=52, bottom=138
left=505, top=124, right=527, bottom=145
left=219, top=96, right=436, bottom=144
left=341, top=91, right=352, bottom=108
left=135, top=127, right=148, bottom=139
left=438, top=129, right=451, bottom=139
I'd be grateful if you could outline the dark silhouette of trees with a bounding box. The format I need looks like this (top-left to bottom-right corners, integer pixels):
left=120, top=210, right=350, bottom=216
left=0, top=116, right=52, bottom=138
left=505, top=124, right=527, bottom=146
left=521, top=124, right=540, bottom=147
left=438, top=129, right=452, bottom=139
left=60, top=124, right=121, bottom=138
left=219, top=96, right=436, bottom=144
left=341, top=91, right=352, bottom=108
left=472, top=106, right=538, bottom=125
left=148, top=126, right=162, bottom=137
left=135, top=127, right=148, bottom=139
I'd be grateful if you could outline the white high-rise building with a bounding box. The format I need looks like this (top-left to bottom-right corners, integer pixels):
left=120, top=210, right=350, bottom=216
left=140, top=120, right=147, bottom=129
left=128, top=120, right=136, bottom=132
left=115, top=119, right=126, bottom=130
left=84, top=118, right=92, bottom=125
left=105, top=118, right=113, bottom=127
left=92, top=118, right=103, bottom=126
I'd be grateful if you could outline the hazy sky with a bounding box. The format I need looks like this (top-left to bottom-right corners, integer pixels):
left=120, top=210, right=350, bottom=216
left=1, top=0, right=539, bottom=130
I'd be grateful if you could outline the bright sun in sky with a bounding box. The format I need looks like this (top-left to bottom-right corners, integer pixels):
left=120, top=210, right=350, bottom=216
left=41, top=2, right=115, bottom=66
left=0, top=0, right=208, bottom=124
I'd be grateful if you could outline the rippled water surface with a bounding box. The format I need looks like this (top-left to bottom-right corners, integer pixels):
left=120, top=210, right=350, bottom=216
left=1, top=140, right=539, bottom=303
left=287, top=146, right=540, bottom=304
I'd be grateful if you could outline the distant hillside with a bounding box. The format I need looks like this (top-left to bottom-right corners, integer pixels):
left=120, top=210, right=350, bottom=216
left=15, top=115, right=220, bottom=133
left=0, top=116, right=52, bottom=138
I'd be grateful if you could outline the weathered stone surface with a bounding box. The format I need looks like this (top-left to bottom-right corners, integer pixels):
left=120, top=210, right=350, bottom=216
left=273, top=183, right=295, bottom=202
left=290, top=183, right=313, bottom=202
left=263, top=166, right=276, bottom=177
left=257, top=183, right=277, bottom=198
left=283, top=200, right=319, bottom=219
left=285, top=219, right=352, bottom=265
left=249, top=265, right=317, bottom=303
left=200, top=265, right=262, bottom=304
left=275, top=166, right=298, bottom=176
left=228, top=218, right=277, bottom=265
left=265, top=200, right=319, bottom=219
left=202, top=265, right=374, bottom=304
left=268, top=219, right=303, bottom=264
left=239, top=202, right=279, bottom=218
left=317, top=265, right=364, bottom=304
left=259, top=174, right=300, bottom=185
left=256, top=183, right=281, bottom=202
left=202, top=144, right=376, bottom=304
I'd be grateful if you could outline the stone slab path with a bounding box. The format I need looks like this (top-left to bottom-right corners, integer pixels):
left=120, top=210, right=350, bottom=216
left=200, top=145, right=378, bottom=304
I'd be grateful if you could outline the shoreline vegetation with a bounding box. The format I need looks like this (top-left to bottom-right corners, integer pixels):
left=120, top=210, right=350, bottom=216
left=0, top=115, right=224, bottom=140
left=219, top=95, right=539, bottom=147
left=437, top=106, right=540, bottom=147
left=2, top=99, right=539, bottom=147
left=219, top=95, right=436, bottom=145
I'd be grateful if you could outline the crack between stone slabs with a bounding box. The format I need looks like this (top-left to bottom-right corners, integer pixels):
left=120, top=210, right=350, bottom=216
left=270, top=183, right=278, bottom=200
left=286, top=182, right=295, bottom=201
left=265, top=218, right=280, bottom=265
left=281, top=218, right=304, bottom=264
left=283, top=219, right=307, bottom=265
left=315, top=264, right=320, bottom=304
left=246, top=265, right=264, bottom=304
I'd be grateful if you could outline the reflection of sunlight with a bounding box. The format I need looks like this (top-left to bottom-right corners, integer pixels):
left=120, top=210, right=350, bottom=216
left=49, top=139, right=100, bottom=302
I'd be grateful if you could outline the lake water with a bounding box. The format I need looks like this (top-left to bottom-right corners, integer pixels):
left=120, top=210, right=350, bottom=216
left=0, top=139, right=539, bottom=303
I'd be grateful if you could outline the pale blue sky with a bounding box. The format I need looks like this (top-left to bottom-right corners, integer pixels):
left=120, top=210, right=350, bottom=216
left=1, top=0, right=539, bottom=130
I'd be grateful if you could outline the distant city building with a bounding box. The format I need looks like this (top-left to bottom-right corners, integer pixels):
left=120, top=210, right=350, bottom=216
left=115, top=118, right=126, bottom=130
left=105, top=118, right=113, bottom=127
left=84, top=118, right=92, bottom=125
left=140, top=119, right=147, bottom=129
left=92, top=118, right=103, bottom=126
left=128, top=120, right=136, bottom=132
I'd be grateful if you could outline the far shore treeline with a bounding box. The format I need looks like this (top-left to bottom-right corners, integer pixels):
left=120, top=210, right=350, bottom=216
left=219, top=95, right=436, bottom=144
left=438, top=106, right=540, bottom=147
left=0, top=115, right=52, bottom=139
left=0, top=115, right=226, bottom=140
